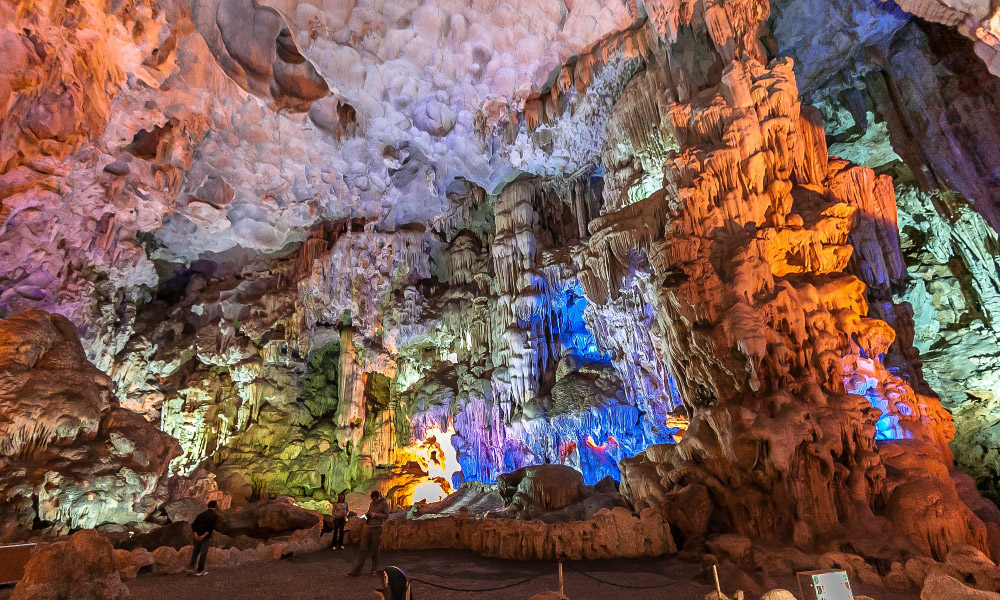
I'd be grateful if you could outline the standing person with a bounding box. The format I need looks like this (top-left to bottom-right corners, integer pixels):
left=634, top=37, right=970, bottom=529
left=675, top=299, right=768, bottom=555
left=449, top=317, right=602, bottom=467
left=331, top=491, right=348, bottom=550
left=187, top=500, right=219, bottom=577
left=347, top=490, right=390, bottom=577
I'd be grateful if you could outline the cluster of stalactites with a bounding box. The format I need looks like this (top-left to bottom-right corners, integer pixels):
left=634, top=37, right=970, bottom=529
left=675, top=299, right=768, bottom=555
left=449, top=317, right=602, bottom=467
left=642, top=0, right=770, bottom=61
left=583, top=277, right=680, bottom=425
left=600, top=60, right=679, bottom=212
left=299, top=228, right=433, bottom=342
left=488, top=0, right=774, bottom=142
left=481, top=24, right=657, bottom=141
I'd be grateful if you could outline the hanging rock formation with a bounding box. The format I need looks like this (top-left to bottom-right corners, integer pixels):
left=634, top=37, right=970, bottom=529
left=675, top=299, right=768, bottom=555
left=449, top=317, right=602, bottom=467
left=889, top=0, right=1000, bottom=76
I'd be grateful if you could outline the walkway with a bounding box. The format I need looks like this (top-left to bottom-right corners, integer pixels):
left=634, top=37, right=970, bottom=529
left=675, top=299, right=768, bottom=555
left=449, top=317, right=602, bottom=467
left=0, top=545, right=924, bottom=599
left=121, top=548, right=920, bottom=600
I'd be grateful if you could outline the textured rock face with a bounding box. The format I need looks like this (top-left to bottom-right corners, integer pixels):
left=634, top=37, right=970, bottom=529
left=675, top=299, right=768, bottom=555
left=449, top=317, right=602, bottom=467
left=890, top=0, right=1000, bottom=76
left=920, top=573, right=1000, bottom=600
left=596, top=54, right=980, bottom=560
left=191, top=0, right=330, bottom=111
left=806, top=15, right=1000, bottom=492
left=0, top=311, right=180, bottom=538
left=3, top=0, right=1000, bottom=579
left=11, top=529, right=129, bottom=600
left=376, top=505, right=676, bottom=560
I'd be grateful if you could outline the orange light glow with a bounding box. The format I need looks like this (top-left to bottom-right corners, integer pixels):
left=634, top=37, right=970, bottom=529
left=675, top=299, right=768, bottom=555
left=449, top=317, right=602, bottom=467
left=666, top=414, right=689, bottom=443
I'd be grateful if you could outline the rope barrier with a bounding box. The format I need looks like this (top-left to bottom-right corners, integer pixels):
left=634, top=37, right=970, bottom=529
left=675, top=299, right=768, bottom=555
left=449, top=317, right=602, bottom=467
left=561, top=561, right=677, bottom=590
left=399, top=563, right=678, bottom=593
left=406, top=572, right=547, bottom=592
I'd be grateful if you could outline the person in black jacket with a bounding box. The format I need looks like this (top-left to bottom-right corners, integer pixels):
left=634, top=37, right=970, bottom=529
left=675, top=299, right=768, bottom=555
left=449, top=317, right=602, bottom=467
left=348, top=490, right=390, bottom=577
left=187, top=500, right=219, bottom=576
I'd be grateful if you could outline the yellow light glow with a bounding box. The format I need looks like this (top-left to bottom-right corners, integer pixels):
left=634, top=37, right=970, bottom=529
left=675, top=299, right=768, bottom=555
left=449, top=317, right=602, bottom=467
left=410, top=480, right=448, bottom=504
left=397, top=426, right=462, bottom=505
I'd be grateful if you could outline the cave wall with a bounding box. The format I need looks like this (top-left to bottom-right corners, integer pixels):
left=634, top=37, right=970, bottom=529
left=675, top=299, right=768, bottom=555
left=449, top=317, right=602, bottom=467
left=2, top=0, right=1000, bottom=558
left=798, top=14, right=1000, bottom=495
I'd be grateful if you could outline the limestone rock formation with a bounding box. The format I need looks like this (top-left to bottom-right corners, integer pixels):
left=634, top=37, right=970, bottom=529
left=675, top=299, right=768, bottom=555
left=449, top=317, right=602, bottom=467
left=496, top=465, right=629, bottom=522
left=497, top=465, right=587, bottom=516
left=0, top=311, right=180, bottom=539
left=604, top=57, right=964, bottom=551
left=377, top=505, right=676, bottom=560
left=805, top=16, right=1000, bottom=491
left=3, top=0, right=1000, bottom=586
left=596, top=49, right=983, bottom=564
left=11, top=529, right=129, bottom=600
left=889, top=0, right=1000, bottom=76
left=216, top=499, right=323, bottom=538
left=190, top=0, right=330, bottom=111
left=921, top=573, right=1000, bottom=600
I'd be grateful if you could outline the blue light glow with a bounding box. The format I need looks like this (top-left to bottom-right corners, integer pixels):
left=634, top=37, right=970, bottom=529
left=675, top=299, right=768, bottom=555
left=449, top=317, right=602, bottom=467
left=452, top=281, right=682, bottom=485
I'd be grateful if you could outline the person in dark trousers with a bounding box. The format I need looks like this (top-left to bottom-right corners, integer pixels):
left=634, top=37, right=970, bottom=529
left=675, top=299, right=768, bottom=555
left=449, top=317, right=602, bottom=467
left=187, top=500, right=219, bottom=576
left=347, top=490, right=390, bottom=577
left=331, top=491, right=348, bottom=550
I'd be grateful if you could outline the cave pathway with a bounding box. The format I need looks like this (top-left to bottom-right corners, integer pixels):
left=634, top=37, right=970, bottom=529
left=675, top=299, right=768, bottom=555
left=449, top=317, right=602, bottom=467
left=108, top=548, right=922, bottom=600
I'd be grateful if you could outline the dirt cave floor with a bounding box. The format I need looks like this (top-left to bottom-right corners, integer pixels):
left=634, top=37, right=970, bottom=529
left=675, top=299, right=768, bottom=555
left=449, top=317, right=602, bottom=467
left=2, top=547, right=924, bottom=600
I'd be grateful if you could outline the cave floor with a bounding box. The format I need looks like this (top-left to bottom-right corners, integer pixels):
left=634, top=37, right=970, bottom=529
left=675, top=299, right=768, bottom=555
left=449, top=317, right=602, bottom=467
left=0, top=547, right=924, bottom=600
left=105, top=548, right=922, bottom=600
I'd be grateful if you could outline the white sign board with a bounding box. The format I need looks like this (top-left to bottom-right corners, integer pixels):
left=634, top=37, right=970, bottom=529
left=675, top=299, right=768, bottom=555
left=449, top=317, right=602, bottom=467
left=796, top=570, right=855, bottom=600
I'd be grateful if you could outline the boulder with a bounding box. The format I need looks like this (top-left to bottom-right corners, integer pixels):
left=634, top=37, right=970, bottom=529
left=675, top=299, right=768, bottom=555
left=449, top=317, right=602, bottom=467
left=497, top=465, right=587, bottom=519
left=112, top=548, right=154, bottom=580
left=150, top=545, right=190, bottom=575
left=161, top=497, right=208, bottom=523
left=12, top=529, right=129, bottom=600
left=408, top=485, right=505, bottom=519
left=535, top=489, right=630, bottom=523
left=921, top=573, right=1000, bottom=599
left=707, top=534, right=753, bottom=566
left=906, top=555, right=955, bottom=587
left=119, top=520, right=193, bottom=551
left=217, top=501, right=322, bottom=538
left=759, top=591, right=797, bottom=600
left=818, top=552, right=884, bottom=587
left=885, top=561, right=910, bottom=588
left=944, top=543, right=1000, bottom=591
